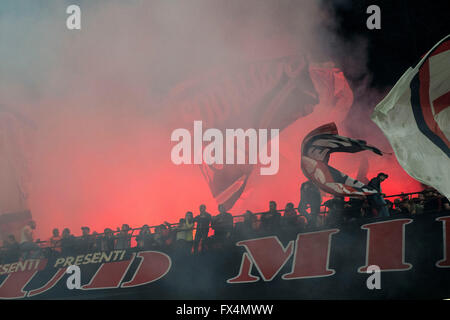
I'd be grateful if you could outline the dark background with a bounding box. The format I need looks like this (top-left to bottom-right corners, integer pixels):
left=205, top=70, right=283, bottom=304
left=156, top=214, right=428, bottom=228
left=327, top=0, right=449, bottom=88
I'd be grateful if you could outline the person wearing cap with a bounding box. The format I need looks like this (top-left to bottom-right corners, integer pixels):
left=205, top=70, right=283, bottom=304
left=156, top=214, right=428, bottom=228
left=368, top=172, right=390, bottom=217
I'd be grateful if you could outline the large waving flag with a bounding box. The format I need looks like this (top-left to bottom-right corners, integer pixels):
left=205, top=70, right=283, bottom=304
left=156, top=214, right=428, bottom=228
left=301, top=123, right=383, bottom=197
left=371, top=35, right=450, bottom=199
left=166, top=53, right=353, bottom=210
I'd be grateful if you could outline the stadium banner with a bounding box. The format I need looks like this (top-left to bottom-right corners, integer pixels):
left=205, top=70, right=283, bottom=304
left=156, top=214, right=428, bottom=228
left=0, top=212, right=449, bottom=299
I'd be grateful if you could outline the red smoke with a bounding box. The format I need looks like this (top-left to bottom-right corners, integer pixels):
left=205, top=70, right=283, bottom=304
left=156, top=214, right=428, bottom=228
left=26, top=62, right=419, bottom=241
left=1, top=1, right=421, bottom=240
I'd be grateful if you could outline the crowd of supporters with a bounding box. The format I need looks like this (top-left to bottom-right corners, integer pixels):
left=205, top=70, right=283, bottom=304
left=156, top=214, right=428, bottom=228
left=1, top=177, right=449, bottom=263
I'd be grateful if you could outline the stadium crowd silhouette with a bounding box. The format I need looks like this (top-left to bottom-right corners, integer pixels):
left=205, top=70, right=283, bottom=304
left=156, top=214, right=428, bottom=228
left=1, top=179, right=449, bottom=264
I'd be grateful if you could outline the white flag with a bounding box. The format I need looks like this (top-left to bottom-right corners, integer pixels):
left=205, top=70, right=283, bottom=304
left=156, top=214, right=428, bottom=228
left=371, top=35, right=450, bottom=199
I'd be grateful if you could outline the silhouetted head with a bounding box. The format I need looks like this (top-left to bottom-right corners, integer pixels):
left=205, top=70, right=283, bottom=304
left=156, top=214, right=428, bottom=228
left=62, top=228, right=71, bottom=237
left=81, top=226, right=90, bottom=236
left=199, top=204, right=206, bottom=213
left=244, top=210, right=254, bottom=221
left=285, top=202, right=294, bottom=210
left=269, top=201, right=277, bottom=211
left=218, top=204, right=226, bottom=214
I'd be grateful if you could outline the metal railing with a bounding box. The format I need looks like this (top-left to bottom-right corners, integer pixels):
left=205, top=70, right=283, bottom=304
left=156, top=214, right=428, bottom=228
left=0, top=190, right=447, bottom=253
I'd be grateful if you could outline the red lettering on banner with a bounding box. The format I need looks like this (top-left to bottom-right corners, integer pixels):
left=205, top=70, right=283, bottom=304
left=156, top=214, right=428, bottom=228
left=82, top=254, right=135, bottom=290
left=27, top=268, right=67, bottom=297
left=0, top=259, right=47, bottom=299
left=227, top=253, right=260, bottom=283
left=436, top=216, right=450, bottom=268
left=0, top=271, right=39, bottom=299
left=121, top=251, right=171, bottom=288
left=282, top=229, right=339, bottom=279
left=232, top=236, right=294, bottom=282
left=358, top=219, right=413, bottom=272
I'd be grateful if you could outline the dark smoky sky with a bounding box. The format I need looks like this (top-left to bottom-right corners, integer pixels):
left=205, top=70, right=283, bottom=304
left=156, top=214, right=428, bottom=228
left=1, top=0, right=437, bottom=238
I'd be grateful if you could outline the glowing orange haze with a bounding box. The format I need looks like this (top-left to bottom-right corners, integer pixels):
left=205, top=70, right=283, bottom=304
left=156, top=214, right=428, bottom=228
left=25, top=92, right=420, bottom=240
left=2, top=1, right=421, bottom=240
